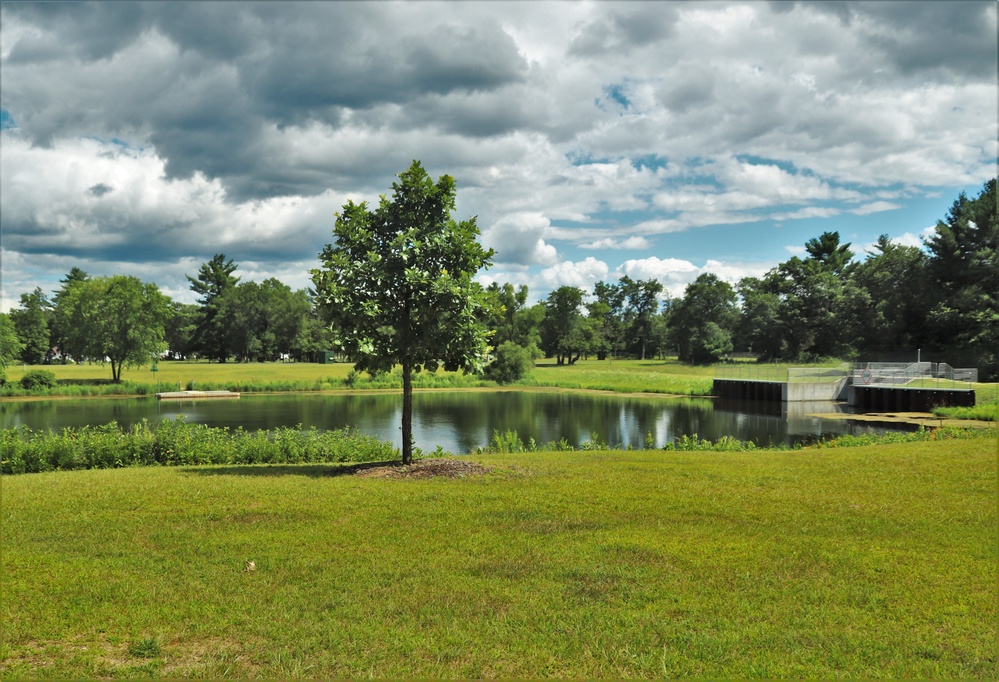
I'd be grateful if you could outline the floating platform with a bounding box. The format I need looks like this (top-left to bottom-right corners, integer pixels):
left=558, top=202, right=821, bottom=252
left=156, top=390, right=240, bottom=400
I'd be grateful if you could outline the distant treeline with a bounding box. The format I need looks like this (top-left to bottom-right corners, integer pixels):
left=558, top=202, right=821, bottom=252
left=482, top=179, right=998, bottom=379
left=1, top=179, right=995, bottom=381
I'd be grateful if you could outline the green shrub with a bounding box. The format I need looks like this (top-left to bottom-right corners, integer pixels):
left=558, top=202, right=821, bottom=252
left=1, top=418, right=399, bottom=475
left=484, top=342, right=535, bottom=384
left=19, top=369, right=56, bottom=390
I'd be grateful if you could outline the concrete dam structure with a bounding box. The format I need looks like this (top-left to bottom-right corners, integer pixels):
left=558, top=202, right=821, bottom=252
left=713, top=362, right=976, bottom=411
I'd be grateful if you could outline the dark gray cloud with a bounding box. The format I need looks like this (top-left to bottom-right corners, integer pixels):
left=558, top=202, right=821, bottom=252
left=5, top=1, right=152, bottom=63
left=802, top=1, right=997, bottom=80
left=569, top=4, right=679, bottom=56
left=0, top=1, right=994, bottom=311
left=87, top=183, right=114, bottom=197
left=1, top=2, right=528, bottom=201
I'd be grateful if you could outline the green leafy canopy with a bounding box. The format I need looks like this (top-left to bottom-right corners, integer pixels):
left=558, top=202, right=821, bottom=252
left=312, top=160, right=495, bottom=377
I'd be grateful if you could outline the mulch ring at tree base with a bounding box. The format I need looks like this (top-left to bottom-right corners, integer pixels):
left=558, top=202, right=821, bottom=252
left=353, top=458, right=491, bottom=480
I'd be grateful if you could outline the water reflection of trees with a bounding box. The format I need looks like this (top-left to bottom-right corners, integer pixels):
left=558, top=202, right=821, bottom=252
left=2, top=391, right=886, bottom=452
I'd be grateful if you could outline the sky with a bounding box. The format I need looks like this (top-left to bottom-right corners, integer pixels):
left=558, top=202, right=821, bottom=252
left=1, top=0, right=996, bottom=312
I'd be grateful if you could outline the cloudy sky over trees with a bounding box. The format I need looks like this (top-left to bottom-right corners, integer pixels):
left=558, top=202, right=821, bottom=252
left=1, top=0, right=995, bottom=310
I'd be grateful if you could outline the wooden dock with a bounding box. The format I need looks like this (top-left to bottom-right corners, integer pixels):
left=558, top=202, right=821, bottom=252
left=156, top=390, right=240, bottom=400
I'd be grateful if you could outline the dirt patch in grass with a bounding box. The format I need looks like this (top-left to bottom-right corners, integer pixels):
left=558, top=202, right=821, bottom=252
left=354, top=457, right=491, bottom=479
left=0, top=636, right=260, bottom=678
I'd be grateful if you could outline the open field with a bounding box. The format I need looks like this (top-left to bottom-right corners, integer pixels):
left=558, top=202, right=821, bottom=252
left=2, top=439, right=995, bottom=678
left=2, top=360, right=356, bottom=391
left=0, top=358, right=843, bottom=398
left=525, top=358, right=854, bottom=395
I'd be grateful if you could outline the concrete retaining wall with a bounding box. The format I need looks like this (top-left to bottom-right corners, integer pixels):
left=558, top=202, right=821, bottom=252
left=713, top=377, right=974, bottom=410
left=713, top=378, right=849, bottom=402
left=848, top=386, right=975, bottom=411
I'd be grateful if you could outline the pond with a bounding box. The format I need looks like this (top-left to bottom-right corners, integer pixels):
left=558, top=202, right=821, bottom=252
left=0, top=391, right=900, bottom=453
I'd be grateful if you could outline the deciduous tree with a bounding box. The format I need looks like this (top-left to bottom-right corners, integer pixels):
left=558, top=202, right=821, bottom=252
left=312, top=161, right=494, bottom=465
left=621, top=276, right=663, bottom=360
left=0, top=313, right=24, bottom=383
left=851, top=235, right=928, bottom=355
left=59, top=276, right=171, bottom=382
left=9, top=288, right=51, bottom=364
left=669, top=274, right=739, bottom=364
left=540, top=286, right=587, bottom=365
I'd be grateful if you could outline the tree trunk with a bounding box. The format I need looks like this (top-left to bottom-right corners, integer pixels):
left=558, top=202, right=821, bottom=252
left=401, top=360, right=413, bottom=465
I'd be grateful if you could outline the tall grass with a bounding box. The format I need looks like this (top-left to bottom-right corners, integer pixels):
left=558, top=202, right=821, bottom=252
left=474, top=425, right=993, bottom=454
left=0, top=419, right=398, bottom=474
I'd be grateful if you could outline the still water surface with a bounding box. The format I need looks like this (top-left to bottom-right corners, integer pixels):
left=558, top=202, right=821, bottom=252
left=0, top=391, right=896, bottom=453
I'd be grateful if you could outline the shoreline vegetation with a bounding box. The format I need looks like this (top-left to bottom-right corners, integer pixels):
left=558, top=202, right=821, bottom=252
left=1, top=358, right=996, bottom=422
left=2, top=416, right=994, bottom=476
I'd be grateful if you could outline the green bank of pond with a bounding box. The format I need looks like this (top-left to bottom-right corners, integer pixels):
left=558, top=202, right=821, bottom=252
left=0, top=391, right=907, bottom=452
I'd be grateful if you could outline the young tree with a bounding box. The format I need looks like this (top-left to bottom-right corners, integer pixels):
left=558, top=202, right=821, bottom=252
left=312, top=160, right=494, bottom=465
left=59, top=276, right=171, bottom=382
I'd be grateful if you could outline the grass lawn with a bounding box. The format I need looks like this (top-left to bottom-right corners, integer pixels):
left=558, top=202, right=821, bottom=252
left=2, top=439, right=995, bottom=678
left=2, top=360, right=356, bottom=391
left=524, top=358, right=720, bottom=395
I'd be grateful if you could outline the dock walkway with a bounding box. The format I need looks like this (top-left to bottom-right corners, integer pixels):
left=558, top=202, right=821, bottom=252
left=156, top=390, right=240, bottom=400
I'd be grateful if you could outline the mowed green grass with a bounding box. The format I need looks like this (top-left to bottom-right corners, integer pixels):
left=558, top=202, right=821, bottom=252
left=3, top=360, right=356, bottom=390
left=6, top=359, right=998, bottom=404
left=3, top=439, right=995, bottom=678
left=524, top=358, right=720, bottom=395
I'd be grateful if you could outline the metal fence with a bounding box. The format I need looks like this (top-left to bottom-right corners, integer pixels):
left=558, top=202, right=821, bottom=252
left=714, top=363, right=850, bottom=383
left=717, top=361, right=977, bottom=386
left=788, top=364, right=852, bottom=383
left=714, top=364, right=790, bottom=382
left=851, top=362, right=978, bottom=387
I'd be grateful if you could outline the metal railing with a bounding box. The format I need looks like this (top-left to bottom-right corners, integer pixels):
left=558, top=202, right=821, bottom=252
left=715, top=363, right=850, bottom=383
left=851, top=362, right=977, bottom=387
left=717, top=361, right=977, bottom=387
left=787, top=363, right=851, bottom=383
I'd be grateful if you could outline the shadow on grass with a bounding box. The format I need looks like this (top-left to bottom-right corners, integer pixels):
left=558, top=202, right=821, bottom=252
left=180, top=460, right=403, bottom=478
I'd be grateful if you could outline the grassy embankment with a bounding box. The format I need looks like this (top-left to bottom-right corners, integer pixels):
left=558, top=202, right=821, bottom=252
left=2, top=438, right=995, bottom=678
